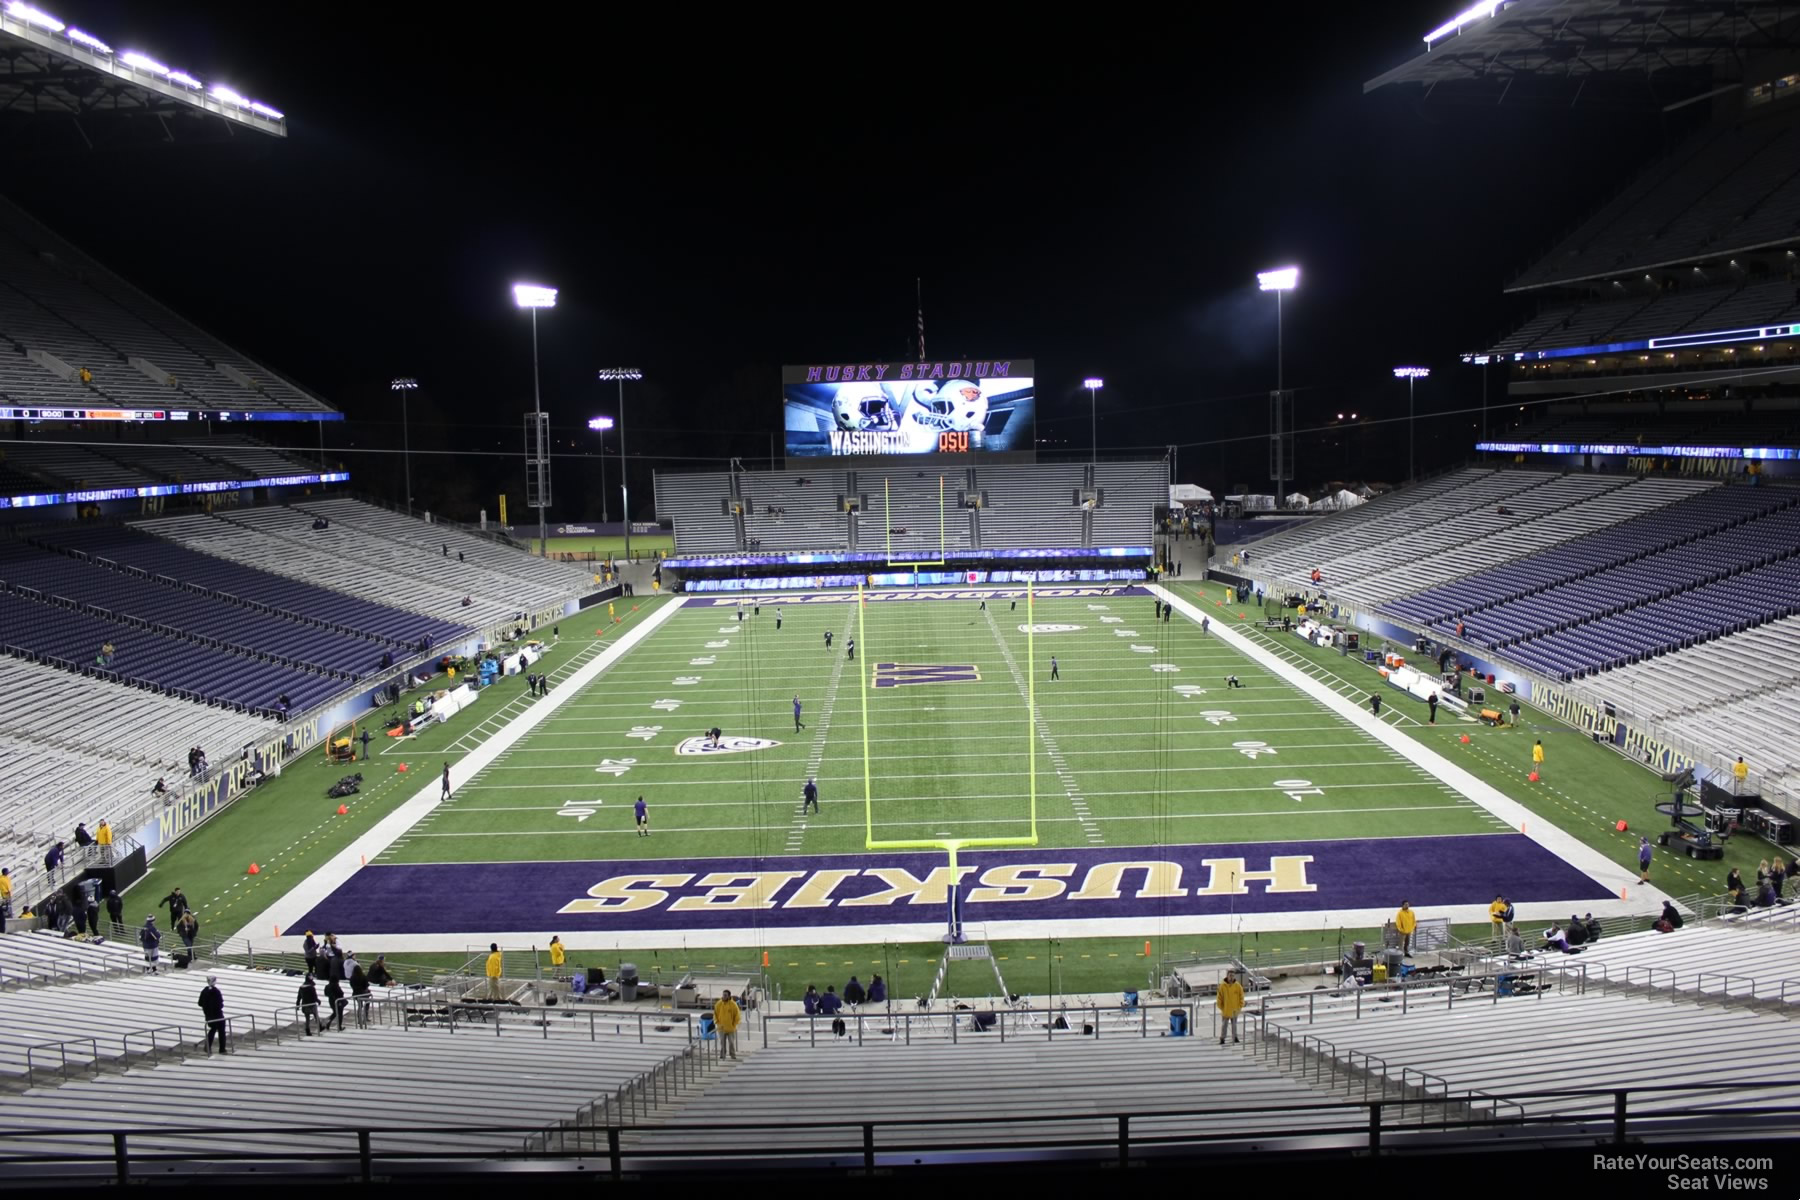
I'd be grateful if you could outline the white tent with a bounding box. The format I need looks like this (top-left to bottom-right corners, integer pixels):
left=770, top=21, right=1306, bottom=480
left=1309, top=488, right=1363, bottom=511
left=1284, top=491, right=1311, bottom=508
left=1169, top=484, right=1213, bottom=504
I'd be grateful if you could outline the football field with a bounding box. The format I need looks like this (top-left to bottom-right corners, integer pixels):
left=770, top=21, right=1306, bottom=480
left=270, top=585, right=1630, bottom=949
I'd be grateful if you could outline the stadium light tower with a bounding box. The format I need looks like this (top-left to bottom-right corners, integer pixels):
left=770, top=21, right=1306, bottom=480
left=389, top=378, right=418, bottom=517
left=1394, top=366, right=1431, bottom=483
left=1258, top=266, right=1299, bottom=505
left=598, top=368, right=643, bottom=560
left=512, top=283, right=557, bottom=556
left=587, top=416, right=615, bottom=523
left=1082, top=378, right=1104, bottom=467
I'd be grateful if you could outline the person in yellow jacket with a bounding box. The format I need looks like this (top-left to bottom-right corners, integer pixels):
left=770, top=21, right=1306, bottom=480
left=712, top=988, right=743, bottom=1059
left=95, top=819, right=113, bottom=864
left=1215, top=969, right=1245, bottom=1044
left=1488, top=895, right=1508, bottom=937
left=485, top=942, right=504, bottom=1000
left=1532, top=740, right=1545, bottom=771
left=548, top=936, right=566, bottom=969
left=1395, top=902, right=1417, bottom=957
left=1733, top=756, right=1749, bottom=794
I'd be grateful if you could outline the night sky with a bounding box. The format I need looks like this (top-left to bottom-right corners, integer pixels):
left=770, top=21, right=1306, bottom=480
left=1, top=2, right=1698, bottom=520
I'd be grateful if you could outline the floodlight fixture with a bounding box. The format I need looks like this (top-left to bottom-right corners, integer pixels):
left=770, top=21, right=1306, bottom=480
left=1393, top=366, right=1431, bottom=379
left=120, top=51, right=169, bottom=75
left=1424, top=0, right=1501, bottom=45
left=7, top=3, right=63, bottom=33
left=65, top=26, right=109, bottom=52
left=1083, top=377, right=1104, bottom=390
left=1257, top=266, right=1299, bottom=292
left=1395, top=366, right=1431, bottom=482
left=168, top=70, right=202, bottom=89
left=513, top=283, right=557, bottom=309
left=587, top=416, right=615, bottom=432
left=248, top=101, right=284, bottom=120
left=211, top=85, right=247, bottom=107
left=1083, top=378, right=1104, bottom=466
left=390, top=380, right=418, bottom=515
left=598, top=368, right=644, bottom=554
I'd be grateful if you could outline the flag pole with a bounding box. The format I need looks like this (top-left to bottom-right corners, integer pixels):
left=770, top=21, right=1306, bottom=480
left=916, top=277, right=926, bottom=361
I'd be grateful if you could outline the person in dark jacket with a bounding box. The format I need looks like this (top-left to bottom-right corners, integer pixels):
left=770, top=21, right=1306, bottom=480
left=349, top=966, right=373, bottom=1028
left=1726, top=867, right=1746, bottom=905
left=818, top=986, right=843, bottom=1016
left=198, top=975, right=229, bottom=1054
left=1563, top=914, right=1588, bottom=946
left=843, top=976, right=866, bottom=1006
left=801, top=985, right=820, bottom=1015
left=104, top=888, right=123, bottom=933
left=43, top=841, right=64, bottom=879
left=303, top=932, right=319, bottom=975
left=1660, top=901, right=1685, bottom=928
left=368, top=956, right=395, bottom=987
left=177, top=910, right=200, bottom=956
left=140, top=916, right=161, bottom=973
left=73, top=822, right=94, bottom=848
left=1582, top=914, right=1602, bottom=943
left=160, top=888, right=188, bottom=923
left=323, top=976, right=347, bottom=1032
left=298, top=974, right=322, bottom=1035
left=867, top=975, right=887, bottom=1005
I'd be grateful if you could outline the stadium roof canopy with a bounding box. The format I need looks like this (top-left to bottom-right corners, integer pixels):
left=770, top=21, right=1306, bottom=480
left=0, top=3, right=285, bottom=152
left=1365, top=0, right=1800, bottom=110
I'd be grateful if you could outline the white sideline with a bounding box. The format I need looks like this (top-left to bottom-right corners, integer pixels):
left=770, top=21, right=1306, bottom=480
left=229, top=598, right=688, bottom=948
left=1152, top=583, right=1677, bottom=924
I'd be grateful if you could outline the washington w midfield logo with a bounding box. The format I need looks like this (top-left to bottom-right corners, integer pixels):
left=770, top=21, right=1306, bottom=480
left=873, top=662, right=981, bottom=688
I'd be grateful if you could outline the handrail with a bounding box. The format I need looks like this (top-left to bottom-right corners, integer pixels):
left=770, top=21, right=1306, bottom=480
left=1695, top=971, right=1760, bottom=999
left=120, top=1024, right=190, bottom=1063
left=23, top=1037, right=100, bottom=1089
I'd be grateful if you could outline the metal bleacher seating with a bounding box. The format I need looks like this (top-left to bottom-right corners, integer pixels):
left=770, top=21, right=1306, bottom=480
left=0, top=194, right=331, bottom=415
left=654, top=471, right=738, bottom=555
left=134, top=510, right=525, bottom=632
left=976, top=462, right=1086, bottom=548
left=859, top=467, right=973, bottom=554
left=649, top=1035, right=1347, bottom=1157
left=294, top=498, right=593, bottom=595
left=43, top=522, right=462, bottom=647
left=738, top=468, right=847, bottom=552
left=1091, top=461, right=1163, bottom=543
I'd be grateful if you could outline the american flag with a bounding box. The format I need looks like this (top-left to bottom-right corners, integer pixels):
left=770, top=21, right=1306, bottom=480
left=915, top=277, right=926, bottom=361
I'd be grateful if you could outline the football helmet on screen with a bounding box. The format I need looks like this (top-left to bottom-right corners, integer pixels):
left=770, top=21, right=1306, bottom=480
left=832, top=383, right=896, bottom=431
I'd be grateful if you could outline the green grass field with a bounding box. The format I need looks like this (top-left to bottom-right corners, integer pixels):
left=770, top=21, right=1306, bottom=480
left=542, top=534, right=674, bottom=558
left=143, top=585, right=1787, bottom=999
left=379, top=591, right=1504, bottom=868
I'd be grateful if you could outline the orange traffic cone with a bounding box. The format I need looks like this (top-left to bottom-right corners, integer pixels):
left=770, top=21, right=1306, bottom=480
left=1528, top=771, right=1540, bottom=782
left=1460, top=735, right=1470, bottom=744
left=397, top=763, right=409, bottom=772
left=336, top=804, right=349, bottom=816
left=246, top=863, right=260, bottom=875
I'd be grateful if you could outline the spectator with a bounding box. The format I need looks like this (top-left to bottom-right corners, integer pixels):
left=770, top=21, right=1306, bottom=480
left=1582, top=913, right=1602, bottom=943
left=298, top=974, right=323, bottom=1035
left=712, top=989, right=743, bottom=1060
left=350, top=964, right=373, bottom=1027
left=151, top=778, right=169, bottom=799
left=199, top=975, right=229, bottom=1054
left=801, top=985, right=820, bottom=1015
left=79, top=876, right=100, bottom=936
left=177, top=910, right=199, bottom=958
left=1394, top=902, right=1417, bottom=957
left=1755, top=880, right=1779, bottom=908
left=140, top=916, right=162, bottom=974
left=818, top=985, right=842, bottom=1016
left=1659, top=901, right=1685, bottom=929
left=73, top=822, right=93, bottom=849
left=1488, top=895, right=1508, bottom=937
left=324, top=976, right=348, bottom=1031
left=867, top=974, right=887, bottom=1005
left=1772, top=857, right=1789, bottom=900
left=0, top=867, right=10, bottom=934
left=843, top=976, right=866, bottom=1006
left=341, top=950, right=361, bottom=982
left=95, top=819, right=112, bottom=863
left=368, top=956, right=395, bottom=987
left=1542, top=924, right=1570, bottom=952
left=1726, top=867, right=1745, bottom=905
left=1637, top=836, right=1652, bottom=884
left=303, top=931, right=320, bottom=975
left=548, top=936, right=566, bottom=970
left=104, top=888, right=122, bottom=933
left=485, top=942, right=504, bottom=1000
left=1503, top=926, right=1525, bottom=956
left=1563, top=914, right=1588, bottom=947
left=43, top=841, right=64, bottom=881
left=1215, top=969, right=1245, bottom=1044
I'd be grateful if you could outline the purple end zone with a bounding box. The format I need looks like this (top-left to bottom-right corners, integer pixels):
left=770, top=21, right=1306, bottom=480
left=294, top=833, right=1613, bottom=937
left=686, top=584, right=1154, bottom=607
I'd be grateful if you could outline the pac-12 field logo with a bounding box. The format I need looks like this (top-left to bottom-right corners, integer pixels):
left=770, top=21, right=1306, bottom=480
left=1019, top=624, right=1082, bottom=634
left=873, top=663, right=981, bottom=688
left=675, top=736, right=782, bottom=756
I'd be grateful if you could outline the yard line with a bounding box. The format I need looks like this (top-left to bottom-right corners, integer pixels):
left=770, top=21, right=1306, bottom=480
left=786, top=607, right=857, bottom=854
left=454, top=779, right=1453, bottom=802
left=397, top=802, right=1480, bottom=839
left=469, top=758, right=1423, bottom=776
